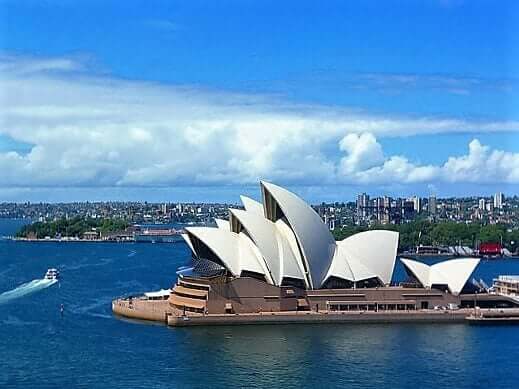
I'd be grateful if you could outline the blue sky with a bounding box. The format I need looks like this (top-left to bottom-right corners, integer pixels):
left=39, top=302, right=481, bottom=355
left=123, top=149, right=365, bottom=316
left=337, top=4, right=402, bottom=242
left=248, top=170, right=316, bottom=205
left=0, top=0, right=518, bottom=202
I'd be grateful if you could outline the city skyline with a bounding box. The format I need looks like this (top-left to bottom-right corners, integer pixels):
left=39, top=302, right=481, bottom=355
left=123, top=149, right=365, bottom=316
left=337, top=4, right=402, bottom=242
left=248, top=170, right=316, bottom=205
left=2, top=189, right=517, bottom=232
left=1, top=1, right=519, bottom=203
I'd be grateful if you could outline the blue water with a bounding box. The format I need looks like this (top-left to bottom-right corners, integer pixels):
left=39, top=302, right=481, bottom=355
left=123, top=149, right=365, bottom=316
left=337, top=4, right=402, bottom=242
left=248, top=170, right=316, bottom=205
left=2, top=218, right=519, bottom=388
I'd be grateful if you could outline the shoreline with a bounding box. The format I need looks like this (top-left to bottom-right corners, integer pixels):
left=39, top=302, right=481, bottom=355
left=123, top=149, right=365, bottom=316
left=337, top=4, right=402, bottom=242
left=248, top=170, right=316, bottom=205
left=5, top=237, right=135, bottom=243
left=5, top=237, right=519, bottom=256
left=3, top=237, right=183, bottom=243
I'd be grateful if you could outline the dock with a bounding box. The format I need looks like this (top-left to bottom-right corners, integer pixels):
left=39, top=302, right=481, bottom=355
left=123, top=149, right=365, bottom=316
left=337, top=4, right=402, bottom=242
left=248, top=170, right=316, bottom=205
left=466, top=308, right=519, bottom=324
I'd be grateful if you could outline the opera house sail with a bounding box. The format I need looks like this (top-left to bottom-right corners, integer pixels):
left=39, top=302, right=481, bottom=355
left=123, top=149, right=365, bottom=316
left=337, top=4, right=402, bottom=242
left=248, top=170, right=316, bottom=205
left=183, top=181, right=400, bottom=291
left=112, top=181, right=519, bottom=326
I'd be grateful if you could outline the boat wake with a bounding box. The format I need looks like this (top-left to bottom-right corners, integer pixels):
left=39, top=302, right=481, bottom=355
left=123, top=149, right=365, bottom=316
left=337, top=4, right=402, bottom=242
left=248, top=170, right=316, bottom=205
left=0, top=278, right=58, bottom=305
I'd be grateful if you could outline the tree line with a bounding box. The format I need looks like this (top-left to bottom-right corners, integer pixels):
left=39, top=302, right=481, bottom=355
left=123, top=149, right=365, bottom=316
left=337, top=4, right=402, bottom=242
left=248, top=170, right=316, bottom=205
left=332, top=220, right=519, bottom=253
left=16, top=217, right=129, bottom=239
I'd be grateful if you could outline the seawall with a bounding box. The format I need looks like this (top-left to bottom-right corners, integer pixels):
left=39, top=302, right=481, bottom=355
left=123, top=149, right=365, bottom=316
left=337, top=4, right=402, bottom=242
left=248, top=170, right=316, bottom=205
left=112, top=298, right=172, bottom=323
left=167, top=310, right=469, bottom=327
left=111, top=298, right=472, bottom=326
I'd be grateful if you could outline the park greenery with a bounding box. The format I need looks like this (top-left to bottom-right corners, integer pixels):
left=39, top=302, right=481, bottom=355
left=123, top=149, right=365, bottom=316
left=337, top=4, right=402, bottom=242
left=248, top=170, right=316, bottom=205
left=332, top=220, right=519, bottom=253
left=16, top=217, right=129, bottom=239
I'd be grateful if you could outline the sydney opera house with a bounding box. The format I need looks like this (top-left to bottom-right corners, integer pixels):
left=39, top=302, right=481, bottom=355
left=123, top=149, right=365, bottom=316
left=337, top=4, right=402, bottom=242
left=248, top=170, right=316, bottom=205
left=113, top=181, right=519, bottom=326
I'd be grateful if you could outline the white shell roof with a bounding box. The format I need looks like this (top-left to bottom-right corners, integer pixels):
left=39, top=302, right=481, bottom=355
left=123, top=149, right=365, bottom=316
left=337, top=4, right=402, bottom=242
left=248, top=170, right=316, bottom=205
left=240, top=195, right=265, bottom=215
left=185, top=227, right=267, bottom=278
left=261, top=181, right=336, bottom=289
left=230, top=208, right=281, bottom=284
left=229, top=208, right=305, bottom=286
left=186, top=227, right=241, bottom=276
left=323, top=230, right=398, bottom=285
left=400, top=257, right=480, bottom=295
left=324, top=246, right=355, bottom=282
left=181, top=182, right=399, bottom=291
left=274, top=220, right=306, bottom=283
left=337, top=230, right=398, bottom=285
left=181, top=233, right=197, bottom=256
left=214, top=218, right=230, bottom=230
left=237, top=232, right=273, bottom=283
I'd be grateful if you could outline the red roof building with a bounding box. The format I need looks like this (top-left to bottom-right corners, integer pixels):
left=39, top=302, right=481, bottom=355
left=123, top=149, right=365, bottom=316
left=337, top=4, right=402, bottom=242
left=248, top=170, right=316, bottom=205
left=479, top=242, right=502, bottom=256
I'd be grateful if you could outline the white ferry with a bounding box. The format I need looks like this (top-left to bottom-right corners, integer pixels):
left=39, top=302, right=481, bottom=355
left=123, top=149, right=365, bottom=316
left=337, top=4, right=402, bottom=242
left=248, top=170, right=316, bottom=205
left=44, top=268, right=60, bottom=280
left=492, top=276, right=519, bottom=298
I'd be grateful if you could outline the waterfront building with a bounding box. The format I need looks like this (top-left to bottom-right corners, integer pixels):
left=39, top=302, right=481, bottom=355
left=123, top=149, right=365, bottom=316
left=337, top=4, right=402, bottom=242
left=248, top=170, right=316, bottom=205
left=113, top=181, right=519, bottom=326
left=493, top=276, right=519, bottom=297
left=82, top=231, right=99, bottom=241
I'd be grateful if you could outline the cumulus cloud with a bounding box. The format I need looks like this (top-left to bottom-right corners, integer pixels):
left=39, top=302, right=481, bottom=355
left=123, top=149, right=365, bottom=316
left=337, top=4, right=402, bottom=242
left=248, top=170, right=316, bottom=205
left=339, top=133, right=384, bottom=174
left=337, top=135, right=519, bottom=185
left=337, top=133, right=439, bottom=184
left=0, top=54, right=519, bottom=189
left=443, top=139, right=519, bottom=183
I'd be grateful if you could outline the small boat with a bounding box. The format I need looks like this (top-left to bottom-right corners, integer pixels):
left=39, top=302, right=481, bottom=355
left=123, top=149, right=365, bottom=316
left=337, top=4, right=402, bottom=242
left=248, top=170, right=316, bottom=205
left=44, top=268, right=60, bottom=280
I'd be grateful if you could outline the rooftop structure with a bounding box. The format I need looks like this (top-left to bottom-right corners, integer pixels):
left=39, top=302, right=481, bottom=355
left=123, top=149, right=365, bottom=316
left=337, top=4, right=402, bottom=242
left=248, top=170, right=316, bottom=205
left=493, top=275, right=519, bottom=297
left=182, top=181, right=399, bottom=290
left=400, top=257, right=480, bottom=295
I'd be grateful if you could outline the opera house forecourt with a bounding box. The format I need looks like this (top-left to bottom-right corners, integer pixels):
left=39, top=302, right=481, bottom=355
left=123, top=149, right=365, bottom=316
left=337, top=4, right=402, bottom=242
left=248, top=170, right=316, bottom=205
left=112, top=181, right=519, bottom=326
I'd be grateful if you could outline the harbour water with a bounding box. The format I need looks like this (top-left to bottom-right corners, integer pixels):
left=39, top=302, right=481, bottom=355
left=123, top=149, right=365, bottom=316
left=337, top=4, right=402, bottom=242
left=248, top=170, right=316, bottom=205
left=1, top=219, right=519, bottom=388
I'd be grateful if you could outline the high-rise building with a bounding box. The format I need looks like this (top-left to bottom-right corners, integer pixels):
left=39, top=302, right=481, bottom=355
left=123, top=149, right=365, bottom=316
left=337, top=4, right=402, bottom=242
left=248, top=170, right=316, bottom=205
left=479, top=198, right=486, bottom=210
left=324, top=214, right=336, bottom=231
left=357, top=193, right=369, bottom=208
left=402, top=200, right=415, bottom=221
left=356, top=193, right=370, bottom=220
left=494, top=192, right=504, bottom=209
left=412, top=196, right=421, bottom=213
left=428, top=196, right=437, bottom=215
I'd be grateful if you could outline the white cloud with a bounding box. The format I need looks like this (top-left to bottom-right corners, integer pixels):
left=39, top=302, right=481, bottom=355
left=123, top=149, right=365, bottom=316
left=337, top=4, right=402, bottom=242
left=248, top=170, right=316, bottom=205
left=337, top=135, right=519, bottom=185
left=0, top=54, right=82, bottom=75
left=339, top=133, right=384, bottom=174
left=0, top=54, right=519, bottom=189
left=341, top=153, right=440, bottom=184
left=443, top=139, right=519, bottom=183
left=337, top=133, right=439, bottom=184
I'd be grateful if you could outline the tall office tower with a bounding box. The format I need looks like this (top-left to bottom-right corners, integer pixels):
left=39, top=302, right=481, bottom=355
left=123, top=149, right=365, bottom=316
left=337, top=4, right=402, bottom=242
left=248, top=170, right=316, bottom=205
left=479, top=198, right=486, bottom=210
left=494, top=192, right=504, bottom=209
left=412, top=196, right=421, bottom=213
left=428, top=196, right=437, bottom=215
